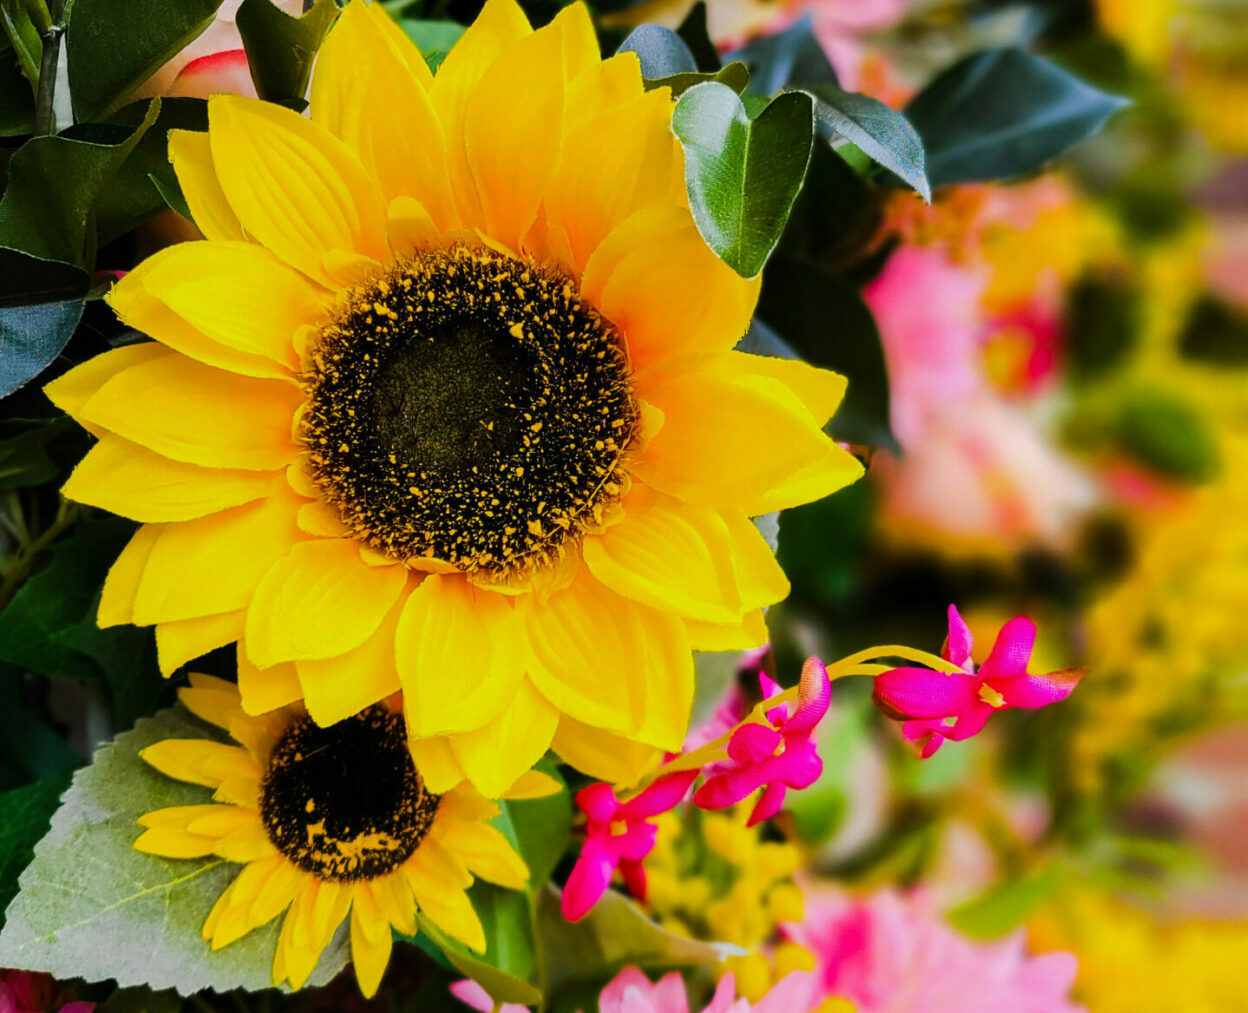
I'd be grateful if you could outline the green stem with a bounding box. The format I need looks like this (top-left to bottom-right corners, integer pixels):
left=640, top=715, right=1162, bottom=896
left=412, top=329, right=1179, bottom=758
left=32, top=0, right=64, bottom=136
left=0, top=497, right=79, bottom=611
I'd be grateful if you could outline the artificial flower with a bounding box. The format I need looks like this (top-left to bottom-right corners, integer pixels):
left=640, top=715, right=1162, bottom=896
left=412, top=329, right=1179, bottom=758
left=0, top=972, right=92, bottom=1013
left=49, top=0, right=862, bottom=797
left=452, top=966, right=816, bottom=1013
left=134, top=674, right=535, bottom=995
left=563, top=769, right=698, bottom=921
left=693, top=657, right=831, bottom=826
left=787, top=890, right=1084, bottom=1013
left=873, top=605, right=1084, bottom=757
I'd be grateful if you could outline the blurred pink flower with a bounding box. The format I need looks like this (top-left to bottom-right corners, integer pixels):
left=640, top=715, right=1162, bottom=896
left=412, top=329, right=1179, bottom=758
left=563, top=769, right=699, bottom=921
left=0, top=971, right=93, bottom=1013
left=790, top=0, right=913, bottom=90
left=132, top=0, right=303, bottom=100
left=786, top=890, right=1085, bottom=1013
left=693, top=658, right=831, bottom=826
left=873, top=605, right=1084, bottom=757
left=453, top=968, right=816, bottom=1013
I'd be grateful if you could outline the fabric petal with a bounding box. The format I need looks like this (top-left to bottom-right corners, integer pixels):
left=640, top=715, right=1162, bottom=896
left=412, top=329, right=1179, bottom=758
left=731, top=352, right=848, bottom=428
left=993, top=667, right=1085, bottom=709
left=168, top=128, right=244, bottom=242
left=237, top=648, right=303, bottom=715
left=684, top=610, right=768, bottom=652
left=872, top=667, right=981, bottom=721
left=436, top=822, right=529, bottom=890
left=721, top=512, right=790, bottom=613
left=944, top=603, right=974, bottom=668
left=947, top=700, right=995, bottom=741
left=747, top=781, right=788, bottom=827
left=727, top=723, right=783, bottom=766
left=561, top=836, right=617, bottom=922
left=350, top=898, right=392, bottom=999
left=623, top=768, right=699, bottom=819
left=693, top=765, right=768, bottom=811
left=208, top=94, right=387, bottom=285
left=244, top=538, right=407, bottom=667
left=155, top=610, right=245, bottom=677
left=43, top=342, right=167, bottom=427
left=551, top=716, right=662, bottom=787
left=980, top=616, right=1037, bottom=679
left=64, top=433, right=272, bottom=523
left=631, top=603, right=694, bottom=754
left=396, top=574, right=523, bottom=738
left=447, top=678, right=559, bottom=798
left=407, top=735, right=467, bottom=794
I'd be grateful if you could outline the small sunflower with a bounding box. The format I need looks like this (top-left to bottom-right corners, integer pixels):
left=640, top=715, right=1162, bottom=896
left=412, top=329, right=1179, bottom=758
left=48, top=0, right=862, bottom=794
left=135, top=674, right=535, bottom=995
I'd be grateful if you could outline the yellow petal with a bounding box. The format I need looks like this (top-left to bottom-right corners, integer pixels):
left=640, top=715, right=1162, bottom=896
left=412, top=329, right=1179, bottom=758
left=169, top=129, right=245, bottom=242
left=582, top=486, right=743, bottom=623
left=404, top=861, right=485, bottom=951
left=732, top=351, right=848, bottom=427
left=387, top=195, right=442, bottom=255
left=447, top=677, right=559, bottom=798
left=98, top=523, right=160, bottom=628
left=187, top=806, right=260, bottom=838
left=277, top=882, right=322, bottom=989
left=369, top=871, right=418, bottom=937
left=75, top=352, right=301, bottom=471
left=244, top=538, right=407, bottom=668
left=139, top=739, right=256, bottom=788
left=408, top=836, right=473, bottom=894
left=250, top=859, right=306, bottom=928
left=108, top=241, right=323, bottom=378
left=44, top=343, right=167, bottom=428
left=138, top=803, right=229, bottom=827
left=238, top=648, right=304, bottom=715
left=209, top=856, right=287, bottom=948
left=502, top=769, right=562, bottom=799
left=546, top=87, right=682, bottom=270
left=308, top=878, right=352, bottom=952
left=551, top=716, right=662, bottom=787
left=215, top=819, right=279, bottom=863
left=435, top=821, right=528, bottom=890
left=630, top=603, right=693, bottom=753
left=133, top=824, right=218, bottom=858
left=350, top=894, right=393, bottom=999
left=296, top=590, right=406, bottom=726
left=311, top=0, right=458, bottom=231
left=551, top=2, right=600, bottom=81
left=685, top=609, right=768, bottom=652
left=633, top=358, right=862, bottom=514
left=407, top=735, right=466, bottom=794
left=156, top=610, right=245, bottom=677
left=395, top=574, right=523, bottom=738
left=464, top=15, right=565, bottom=250
left=581, top=209, right=757, bottom=372
left=131, top=487, right=303, bottom=625
left=721, top=513, right=789, bottom=612
left=565, top=51, right=645, bottom=132
left=64, top=433, right=273, bottom=523
left=208, top=94, right=388, bottom=285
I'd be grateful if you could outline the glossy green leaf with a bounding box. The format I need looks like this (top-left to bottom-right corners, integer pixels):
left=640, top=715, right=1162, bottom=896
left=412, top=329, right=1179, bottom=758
left=726, top=14, right=837, bottom=97
left=756, top=253, right=898, bottom=452
left=672, top=83, right=814, bottom=278
left=492, top=757, right=571, bottom=891
left=649, top=61, right=748, bottom=99
left=0, top=99, right=158, bottom=264
left=0, top=249, right=89, bottom=397
left=904, top=48, right=1128, bottom=186
left=65, top=0, right=224, bottom=121
left=618, top=23, right=696, bottom=79
left=0, top=706, right=348, bottom=992
left=0, top=772, right=72, bottom=930
left=237, top=0, right=338, bottom=103
left=801, top=83, right=930, bottom=201
left=0, top=0, right=40, bottom=88
left=0, top=37, right=36, bottom=135
left=416, top=902, right=542, bottom=1008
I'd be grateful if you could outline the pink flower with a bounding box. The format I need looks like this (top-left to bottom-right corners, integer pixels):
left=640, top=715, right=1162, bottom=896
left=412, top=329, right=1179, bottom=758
left=786, top=890, right=1084, bottom=1013
left=873, top=605, right=1084, bottom=757
left=562, top=769, right=700, bottom=922
left=693, top=658, right=832, bottom=826
left=452, top=968, right=815, bottom=1013
left=0, top=971, right=93, bottom=1013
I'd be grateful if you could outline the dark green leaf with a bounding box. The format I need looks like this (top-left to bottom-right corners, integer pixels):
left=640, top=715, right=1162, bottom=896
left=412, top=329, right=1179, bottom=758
left=237, top=0, right=338, bottom=103
left=1113, top=387, right=1219, bottom=483
left=0, top=249, right=89, bottom=397
left=1063, top=274, right=1139, bottom=381
left=0, top=37, right=35, bottom=135
left=96, top=986, right=182, bottom=1013
left=757, top=253, right=898, bottom=451
left=904, top=48, right=1128, bottom=186
left=397, top=19, right=465, bottom=71
left=416, top=904, right=542, bottom=1008
left=1178, top=296, right=1248, bottom=366
left=0, top=674, right=82, bottom=790
left=675, top=2, right=718, bottom=73
left=0, top=772, right=72, bottom=930
left=148, top=173, right=192, bottom=221
left=66, top=0, right=224, bottom=121
left=0, top=99, right=159, bottom=264
left=775, top=141, right=881, bottom=274
left=672, top=83, right=814, bottom=278
left=0, top=1, right=40, bottom=87
left=0, top=417, right=74, bottom=491
left=726, top=14, right=837, bottom=96
left=801, top=83, right=930, bottom=202
left=492, top=757, right=571, bottom=890
left=649, top=61, right=748, bottom=99
left=617, top=23, right=696, bottom=79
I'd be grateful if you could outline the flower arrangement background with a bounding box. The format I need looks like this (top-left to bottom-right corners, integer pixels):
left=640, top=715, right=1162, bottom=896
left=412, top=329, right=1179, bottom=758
left=0, top=0, right=1245, bottom=1010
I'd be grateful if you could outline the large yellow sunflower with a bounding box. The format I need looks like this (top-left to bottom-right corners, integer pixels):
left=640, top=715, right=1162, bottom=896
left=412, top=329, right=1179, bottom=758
left=136, top=673, right=538, bottom=995
left=47, top=0, right=861, bottom=794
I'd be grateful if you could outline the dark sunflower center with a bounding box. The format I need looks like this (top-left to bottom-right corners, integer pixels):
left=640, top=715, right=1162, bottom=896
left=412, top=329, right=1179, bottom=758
left=303, top=245, right=638, bottom=579
left=259, top=706, right=437, bottom=881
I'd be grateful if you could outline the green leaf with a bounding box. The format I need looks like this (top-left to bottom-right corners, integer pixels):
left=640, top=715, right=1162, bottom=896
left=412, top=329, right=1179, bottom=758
left=396, top=19, right=465, bottom=71
left=65, top=0, right=225, bottom=121
left=647, top=61, right=748, bottom=99
left=948, top=865, right=1064, bottom=939
left=0, top=673, right=82, bottom=791
left=0, top=705, right=348, bottom=992
left=726, top=14, right=838, bottom=97
left=96, top=986, right=182, bottom=1013
left=0, top=772, right=72, bottom=930
left=237, top=0, right=338, bottom=103
left=756, top=253, right=898, bottom=451
left=617, top=23, right=696, bottom=79
left=0, top=98, right=159, bottom=265
left=0, top=0, right=40, bottom=88
left=416, top=901, right=542, bottom=1008
left=492, top=757, right=571, bottom=891
left=774, top=141, right=880, bottom=273
left=904, top=48, right=1128, bottom=187
left=0, top=43, right=35, bottom=136
left=675, top=2, right=719, bottom=73
left=1179, top=296, right=1248, bottom=366
left=800, top=83, right=930, bottom=202
left=1113, top=387, right=1219, bottom=483
left=1064, top=274, right=1140, bottom=381
left=0, top=417, right=75, bottom=491
left=672, top=83, right=814, bottom=278
left=0, top=249, right=89, bottom=396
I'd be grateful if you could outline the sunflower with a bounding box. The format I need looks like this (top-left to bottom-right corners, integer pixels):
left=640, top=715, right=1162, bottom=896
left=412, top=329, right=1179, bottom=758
left=47, top=0, right=862, bottom=794
left=135, top=673, right=538, bottom=995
